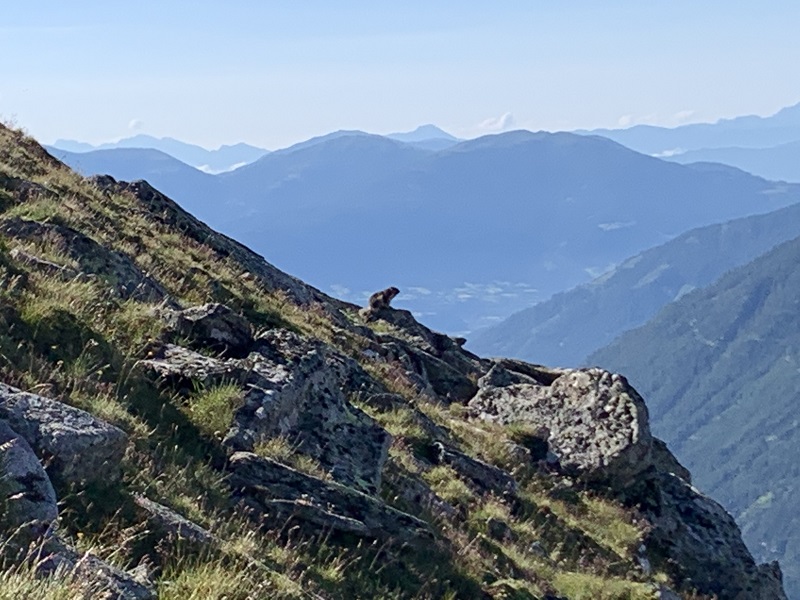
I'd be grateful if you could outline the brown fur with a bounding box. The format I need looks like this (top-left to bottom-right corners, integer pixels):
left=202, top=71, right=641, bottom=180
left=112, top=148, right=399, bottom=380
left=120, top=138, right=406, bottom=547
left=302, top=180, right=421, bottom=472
left=361, top=286, right=400, bottom=320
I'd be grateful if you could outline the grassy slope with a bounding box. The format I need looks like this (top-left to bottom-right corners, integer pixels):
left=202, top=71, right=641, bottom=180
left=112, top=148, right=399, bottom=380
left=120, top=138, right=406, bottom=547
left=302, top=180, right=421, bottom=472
left=0, top=123, right=695, bottom=599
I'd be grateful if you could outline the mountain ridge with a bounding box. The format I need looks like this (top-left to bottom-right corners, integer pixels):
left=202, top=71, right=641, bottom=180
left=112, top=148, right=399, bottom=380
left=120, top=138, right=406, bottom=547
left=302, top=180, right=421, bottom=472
left=53, top=130, right=800, bottom=336
left=0, top=122, right=787, bottom=599
left=582, top=101, right=800, bottom=155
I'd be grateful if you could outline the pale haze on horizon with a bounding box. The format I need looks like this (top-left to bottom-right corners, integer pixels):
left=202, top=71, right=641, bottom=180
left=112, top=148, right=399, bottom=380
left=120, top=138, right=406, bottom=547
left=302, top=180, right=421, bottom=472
left=2, top=1, right=800, bottom=150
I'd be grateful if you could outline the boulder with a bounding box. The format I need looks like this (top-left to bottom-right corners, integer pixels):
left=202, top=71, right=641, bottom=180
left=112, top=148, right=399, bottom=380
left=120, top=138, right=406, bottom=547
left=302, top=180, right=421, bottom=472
left=0, top=383, right=128, bottom=486
left=163, top=303, right=253, bottom=357
left=229, top=452, right=432, bottom=544
left=469, top=367, right=652, bottom=490
left=138, top=343, right=238, bottom=389
left=0, top=420, right=57, bottom=542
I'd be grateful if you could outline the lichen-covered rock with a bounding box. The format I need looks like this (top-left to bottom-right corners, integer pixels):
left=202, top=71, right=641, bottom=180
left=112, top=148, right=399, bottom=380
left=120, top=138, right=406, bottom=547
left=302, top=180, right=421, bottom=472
left=645, top=472, right=787, bottom=600
left=163, top=303, right=253, bottom=357
left=138, top=343, right=237, bottom=388
left=140, top=331, right=391, bottom=495
left=229, top=452, right=432, bottom=543
left=0, top=383, right=128, bottom=486
left=469, top=367, right=652, bottom=490
left=226, top=330, right=391, bottom=494
left=0, top=419, right=58, bottom=541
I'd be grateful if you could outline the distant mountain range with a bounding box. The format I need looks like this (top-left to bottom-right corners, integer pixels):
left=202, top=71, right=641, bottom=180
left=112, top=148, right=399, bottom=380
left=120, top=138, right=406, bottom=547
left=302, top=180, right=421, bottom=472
left=469, top=200, right=800, bottom=366
left=583, top=101, right=800, bottom=155
left=49, top=125, right=461, bottom=173
left=50, top=134, right=270, bottom=173
left=587, top=233, right=800, bottom=598
left=50, top=130, right=800, bottom=334
left=664, top=140, right=800, bottom=183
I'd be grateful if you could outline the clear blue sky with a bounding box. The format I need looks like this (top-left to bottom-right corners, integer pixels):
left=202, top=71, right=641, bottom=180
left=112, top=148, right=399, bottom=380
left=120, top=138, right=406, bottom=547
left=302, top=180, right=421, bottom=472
left=2, top=1, right=799, bottom=149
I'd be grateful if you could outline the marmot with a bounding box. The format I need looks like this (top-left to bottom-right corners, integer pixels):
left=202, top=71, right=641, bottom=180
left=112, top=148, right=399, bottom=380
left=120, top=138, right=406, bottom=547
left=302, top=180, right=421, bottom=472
left=360, top=286, right=399, bottom=321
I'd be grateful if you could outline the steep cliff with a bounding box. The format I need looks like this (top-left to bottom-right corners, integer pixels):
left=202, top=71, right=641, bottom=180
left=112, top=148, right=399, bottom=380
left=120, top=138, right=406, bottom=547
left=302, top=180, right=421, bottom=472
left=0, top=124, right=786, bottom=599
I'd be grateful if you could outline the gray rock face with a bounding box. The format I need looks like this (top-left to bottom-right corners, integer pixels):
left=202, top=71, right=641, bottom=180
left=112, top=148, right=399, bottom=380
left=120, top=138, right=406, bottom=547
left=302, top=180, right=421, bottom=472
left=0, top=383, right=128, bottom=486
left=227, top=330, right=391, bottom=494
left=469, top=367, right=652, bottom=490
left=163, top=303, right=253, bottom=357
left=368, top=306, right=487, bottom=404
left=0, top=217, right=169, bottom=302
left=646, top=472, right=786, bottom=600
left=229, top=452, right=432, bottom=544
left=0, top=420, right=58, bottom=539
left=140, top=330, right=391, bottom=495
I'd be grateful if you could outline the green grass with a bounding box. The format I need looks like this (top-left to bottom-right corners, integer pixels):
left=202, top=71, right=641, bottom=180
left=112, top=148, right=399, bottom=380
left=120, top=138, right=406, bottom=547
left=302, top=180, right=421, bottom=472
left=185, top=382, right=244, bottom=438
left=253, top=436, right=330, bottom=480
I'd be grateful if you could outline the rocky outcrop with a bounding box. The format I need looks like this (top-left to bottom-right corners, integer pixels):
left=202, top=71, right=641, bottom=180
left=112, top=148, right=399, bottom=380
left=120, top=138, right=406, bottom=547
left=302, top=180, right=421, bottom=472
left=0, top=383, right=128, bottom=486
left=1, top=403, right=153, bottom=600
left=229, top=452, right=432, bottom=543
left=162, top=302, right=253, bottom=357
left=140, top=328, right=391, bottom=495
left=645, top=472, right=786, bottom=600
left=368, top=306, right=487, bottom=403
left=469, top=367, right=652, bottom=491
left=467, top=362, right=786, bottom=599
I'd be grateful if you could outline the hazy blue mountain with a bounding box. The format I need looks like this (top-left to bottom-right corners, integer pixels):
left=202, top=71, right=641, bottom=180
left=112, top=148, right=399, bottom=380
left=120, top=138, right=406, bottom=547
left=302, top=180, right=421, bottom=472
left=51, top=134, right=270, bottom=172
left=583, top=101, right=800, bottom=155
left=48, top=130, right=800, bottom=334
left=387, top=124, right=459, bottom=143
left=386, top=124, right=461, bottom=150
left=469, top=200, right=800, bottom=366
left=588, top=234, right=800, bottom=598
left=47, top=147, right=222, bottom=215
left=666, top=140, right=800, bottom=183
left=211, top=131, right=799, bottom=333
